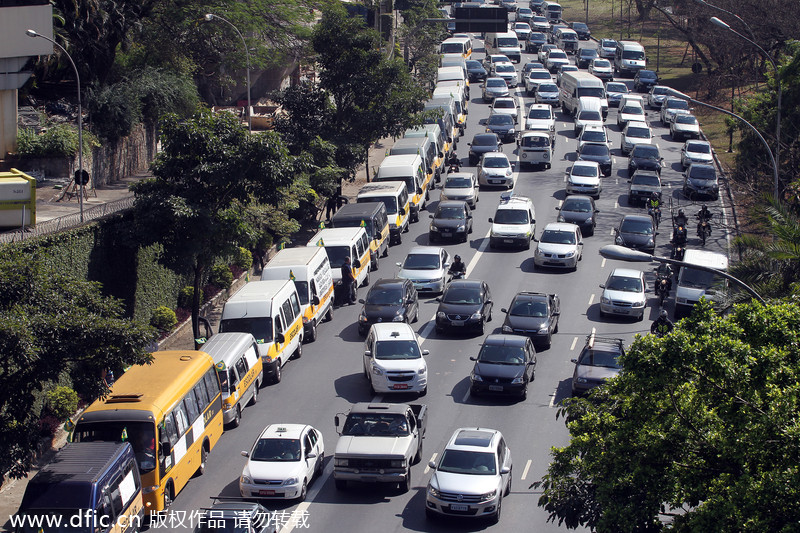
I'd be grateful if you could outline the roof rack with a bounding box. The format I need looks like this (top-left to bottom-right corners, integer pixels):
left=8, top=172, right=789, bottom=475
left=585, top=333, right=624, bottom=349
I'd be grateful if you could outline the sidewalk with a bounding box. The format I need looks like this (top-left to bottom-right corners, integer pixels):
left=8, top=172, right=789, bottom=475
left=0, top=136, right=396, bottom=529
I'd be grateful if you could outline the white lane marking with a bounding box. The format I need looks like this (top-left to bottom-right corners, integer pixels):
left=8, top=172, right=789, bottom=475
left=592, top=327, right=596, bottom=336
left=557, top=199, right=563, bottom=207
left=418, top=321, right=434, bottom=345
left=424, top=452, right=438, bottom=474
left=521, top=459, right=532, bottom=480
left=587, top=293, right=594, bottom=306
left=614, top=200, right=619, bottom=209
left=466, top=228, right=491, bottom=276
left=570, top=336, right=578, bottom=351
left=548, top=386, right=558, bottom=408
left=601, top=258, right=606, bottom=268
left=280, top=464, right=332, bottom=533
left=610, top=227, right=615, bottom=236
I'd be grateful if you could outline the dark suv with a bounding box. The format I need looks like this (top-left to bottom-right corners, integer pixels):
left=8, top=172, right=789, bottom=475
left=628, top=143, right=663, bottom=176
left=569, top=21, right=591, bottom=40
left=571, top=335, right=624, bottom=396
left=633, top=69, right=659, bottom=92
left=500, top=291, right=560, bottom=349
left=435, top=280, right=493, bottom=336
left=576, top=48, right=598, bottom=69
left=357, top=278, right=419, bottom=335
left=683, top=163, right=720, bottom=200
left=469, top=334, right=537, bottom=399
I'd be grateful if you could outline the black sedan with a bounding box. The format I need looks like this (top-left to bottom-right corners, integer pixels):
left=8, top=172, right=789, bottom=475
left=500, top=292, right=560, bottom=349
left=435, top=280, right=493, bottom=335
left=576, top=48, right=598, bottom=69
left=628, top=144, right=663, bottom=176
left=526, top=32, right=548, bottom=53
left=465, top=59, right=487, bottom=82
left=357, top=278, right=419, bottom=335
left=569, top=21, right=591, bottom=40
left=470, top=334, right=537, bottom=399
left=556, top=195, right=598, bottom=236
left=614, top=214, right=656, bottom=254
left=429, top=201, right=473, bottom=243
left=468, top=133, right=503, bottom=165
left=485, top=113, right=516, bottom=143
left=578, top=142, right=612, bottom=176
left=633, top=69, right=659, bottom=92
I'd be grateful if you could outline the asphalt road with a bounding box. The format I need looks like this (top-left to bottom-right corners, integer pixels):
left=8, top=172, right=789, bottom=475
left=164, top=33, right=731, bottom=533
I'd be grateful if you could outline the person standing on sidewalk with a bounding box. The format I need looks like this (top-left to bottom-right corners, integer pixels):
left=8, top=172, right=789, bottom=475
left=340, top=256, right=357, bottom=305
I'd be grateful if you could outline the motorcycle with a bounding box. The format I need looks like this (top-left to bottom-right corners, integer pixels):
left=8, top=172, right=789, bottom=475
left=671, top=227, right=687, bottom=261
left=697, top=219, right=711, bottom=245
left=648, top=205, right=662, bottom=229
left=671, top=243, right=686, bottom=261
left=654, top=274, right=671, bottom=306
left=447, top=162, right=460, bottom=174
left=448, top=270, right=466, bottom=282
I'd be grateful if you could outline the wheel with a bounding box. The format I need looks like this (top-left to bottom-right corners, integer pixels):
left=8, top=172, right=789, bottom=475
left=162, top=484, right=173, bottom=511
left=543, top=335, right=551, bottom=350
left=306, top=321, right=317, bottom=343
left=298, top=480, right=308, bottom=502
left=505, top=470, right=512, bottom=495
left=248, top=384, right=258, bottom=406
left=477, top=320, right=485, bottom=336
left=335, top=478, right=347, bottom=490
left=491, top=496, right=502, bottom=523
left=382, top=245, right=389, bottom=258
left=363, top=364, right=369, bottom=378
left=419, top=386, right=427, bottom=397
left=400, top=468, right=411, bottom=493
left=361, top=270, right=370, bottom=287
left=315, top=452, right=324, bottom=477
left=524, top=238, right=531, bottom=250
left=196, top=445, right=208, bottom=476
left=637, top=312, right=644, bottom=322
left=520, top=385, right=528, bottom=400
left=230, top=405, right=241, bottom=428
left=294, top=341, right=303, bottom=359
left=554, top=320, right=559, bottom=334
left=325, top=304, right=334, bottom=322
left=414, top=440, right=423, bottom=464
left=412, top=307, right=419, bottom=323
left=273, top=361, right=282, bottom=383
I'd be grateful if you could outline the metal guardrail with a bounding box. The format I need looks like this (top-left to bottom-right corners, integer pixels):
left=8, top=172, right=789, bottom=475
left=0, top=196, right=135, bottom=244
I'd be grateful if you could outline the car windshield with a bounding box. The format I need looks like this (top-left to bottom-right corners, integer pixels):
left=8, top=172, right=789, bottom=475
left=602, top=39, right=616, bottom=47
left=488, top=114, right=514, bottom=126
left=580, top=144, right=608, bottom=156
left=515, top=23, right=530, bottom=30
left=531, top=71, right=551, bottom=79
left=639, top=70, right=657, bottom=79
left=676, top=114, right=698, bottom=124
left=652, top=86, right=669, bottom=95
left=560, top=66, right=578, bottom=73
left=522, top=135, right=549, bottom=147
left=342, top=413, right=410, bottom=436
left=491, top=55, right=511, bottom=64
left=402, top=253, right=440, bottom=270
left=689, top=166, right=716, bottom=180
left=576, top=87, right=605, bottom=98
left=529, top=32, right=546, bottom=40
left=581, top=130, right=606, bottom=143
left=549, top=51, right=567, bottom=59
left=624, top=50, right=645, bottom=60
left=621, top=105, right=644, bottom=115
left=528, top=108, right=551, bottom=119
left=497, top=37, right=518, bottom=46
left=473, top=134, right=498, bottom=147
left=578, top=348, right=622, bottom=369
left=562, top=198, right=592, bottom=212
left=436, top=206, right=466, bottom=219
left=495, top=64, right=515, bottom=73
left=687, top=142, right=710, bottom=154
left=580, top=49, right=597, bottom=58
left=578, top=111, right=602, bottom=122
left=483, top=156, right=510, bottom=168
left=606, top=83, right=628, bottom=93
left=478, top=344, right=527, bottom=364
left=442, top=286, right=482, bottom=304
left=668, top=99, right=690, bottom=110
left=438, top=450, right=497, bottom=475
left=493, top=209, right=528, bottom=224
left=633, top=145, right=660, bottom=159
left=680, top=267, right=718, bottom=289
left=573, top=23, right=588, bottom=30
left=627, top=127, right=651, bottom=139
left=593, top=60, right=611, bottom=68
left=317, top=245, right=349, bottom=269
left=487, top=78, right=507, bottom=88
left=632, top=174, right=660, bottom=186
left=466, top=60, right=483, bottom=69
left=360, top=195, right=397, bottom=215
left=494, top=99, right=515, bottom=109
left=445, top=176, right=472, bottom=188
left=572, top=164, right=598, bottom=177
left=250, top=438, right=302, bottom=462
left=510, top=299, right=548, bottom=317
left=541, top=229, right=577, bottom=244
left=538, top=83, right=558, bottom=92
left=620, top=219, right=653, bottom=235
left=219, top=317, right=273, bottom=343
left=606, top=275, right=644, bottom=292
left=366, top=287, right=403, bottom=305
left=375, top=339, right=422, bottom=360
left=440, top=43, right=464, bottom=54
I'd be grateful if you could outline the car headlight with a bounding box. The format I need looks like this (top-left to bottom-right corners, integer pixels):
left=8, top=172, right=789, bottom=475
left=358, top=313, right=368, bottom=323
left=457, top=225, right=466, bottom=232
left=390, top=459, right=405, bottom=468
left=480, top=490, right=498, bottom=502
left=512, top=376, right=524, bottom=384
left=601, top=296, right=611, bottom=304
left=508, top=128, right=515, bottom=134
left=576, top=377, right=588, bottom=383
left=283, top=477, right=299, bottom=486
left=677, top=297, right=687, bottom=304
left=372, top=365, right=384, bottom=376
left=635, top=300, right=645, bottom=307
left=437, top=311, right=446, bottom=319
left=392, top=315, right=404, bottom=322
left=472, top=372, right=483, bottom=382
left=471, top=312, right=482, bottom=320
left=505, top=169, right=512, bottom=176
left=538, top=325, right=549, bottom=333
left=647, top=238, right=655, bottom=246
left=418, top=367, right=426, bottom=375
left=615, top=235, right=624, bottom=245
left=564, top=251, right=575, bottom=258
left=430, top=224, right=438, bottom=232
left=428, top=485, right=441, bottom=498
left=241, top=474, right=252, bottom=485
left=334, top=458, right=349, bottom=467
left=502, top=324, right=513, bottom=333
left=557, top=215, right=565, bottom=222
left=550, top=124, right=555, bottom=131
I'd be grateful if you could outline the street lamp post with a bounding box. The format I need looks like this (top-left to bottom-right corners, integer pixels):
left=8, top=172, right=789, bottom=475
left=599, top=244, right=766, bottom=305
left=204, top=13, right=252, bottom=133
left=26, top=29, right=85, bottom=222
left=665, top=87, right=779, bottom=201
left=692, top=0, right=755, bottom=40
left=710, top=16, right=781, bottom=198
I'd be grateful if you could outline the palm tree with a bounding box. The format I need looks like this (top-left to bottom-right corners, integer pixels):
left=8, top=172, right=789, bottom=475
left=730, top=196, right=800, bottom=300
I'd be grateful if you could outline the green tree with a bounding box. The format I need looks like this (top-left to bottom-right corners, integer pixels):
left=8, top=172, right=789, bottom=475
left=535, top=299, right=800, bottom=532
left=130, top=111, right=308, bottom=339
left=399, top=0, right=447, bottom=86
left=0, top=249, right=155, bottom=478
left=312, top=4, right=427, bottom=180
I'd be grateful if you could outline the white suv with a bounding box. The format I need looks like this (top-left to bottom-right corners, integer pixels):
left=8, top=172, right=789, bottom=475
left=363, top=323, right=428, bottom=396
left=488, top=193, right=536, bottom=249
left=425, top=427, right=512, bottom=522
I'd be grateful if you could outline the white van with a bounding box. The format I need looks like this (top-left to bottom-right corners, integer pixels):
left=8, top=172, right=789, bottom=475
left=261, top=246, right=334, bottom=342
left=437, top=66, right=469, bottom=91
left=307, top=226, right=372, bottom=289
left=390, top=136, right=437, bottom=189
left=357, top=181, right=411, bottom=244
left=219, top=280, right=304, bottom=384
left=542, top=1, right=562, bottom=22
left=614, top=40, right=646, bottom=77
left=374, top=154, right=429, bottom=222
left=555, top=27, right=579, bottom=54
left=439, top=37, right=473, bottom=58
left=485, top=32, right=522, bottom=63
left=559, top=71, right=608, bottom=116
left=488, top=193, right=537, bottom=249
left=574, top=97, right=604, bottom=135
left=433, top=85, right=468, bottom=133
left=200, top=332, right=263, bottom=427
left=405, top=124, right=447, bottom=168
left=675, top=249, right=728, bottom=318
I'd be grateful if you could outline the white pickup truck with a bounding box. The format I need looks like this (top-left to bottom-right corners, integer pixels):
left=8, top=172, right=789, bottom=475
left=333, top=402, right=427, bottom=493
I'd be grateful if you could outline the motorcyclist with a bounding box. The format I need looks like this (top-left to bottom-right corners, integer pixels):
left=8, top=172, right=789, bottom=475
left=696, top=204, right=713, bottom=236
left=655, top=263, right=673, bottom=293
left=650, top=309, right=674, bottom=337
left=647, top=192, right=662, bottom=225
left=673, top=208, right=688, bottom=227
left=672, top=224, right=688, bottom=245
left=448, top=254, right=466, bottom=278
left=447, top=151, right=460, bottom=172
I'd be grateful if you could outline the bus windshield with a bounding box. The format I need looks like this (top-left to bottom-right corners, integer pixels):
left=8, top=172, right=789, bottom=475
left=73, top=421, right=156, bottom=475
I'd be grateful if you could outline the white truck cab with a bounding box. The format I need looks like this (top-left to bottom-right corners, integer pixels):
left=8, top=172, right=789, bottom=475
left=675, top=249, right=728, bottom=318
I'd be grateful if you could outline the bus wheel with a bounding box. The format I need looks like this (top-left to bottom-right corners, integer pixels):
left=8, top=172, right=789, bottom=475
left=163, top=484, right=173, bottom=510
left=306, top=321, right=317, bottom=343
left=196, top=445, right=208, bottom=476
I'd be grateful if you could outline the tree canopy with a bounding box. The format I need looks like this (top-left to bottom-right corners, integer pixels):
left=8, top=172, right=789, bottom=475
left=535, top=299, right=800, bottom=532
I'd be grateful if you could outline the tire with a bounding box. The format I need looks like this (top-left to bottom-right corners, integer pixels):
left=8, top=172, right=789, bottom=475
left=298, top=480, right=308, bottom=502
left=230, top=405, right=242, bottom=428
left=162, top=484, right=173, bottom=511
left=294, top=341, right=303, bottom=359
left=362, top=270, right=370, bottom=287
left=412, top=307, right=419, bottom=323
left=248, top=384, right=258, bottom=406
left=505, top=470, right=512, bottom=495
left=419, top=386, right=427, bottom=397
left=306, top=321, right=317, bottom=343
left=491, top=496, right=502, bottom=523
left=414, top=441, right=423, bottom=464
left=196, top=445, right=208, bottom=476
left=325, top=304, right=334, bottom=322
left=273, top=361, right=282, bottom=384
left=364, top=364, right=369, bottom=378
left=335, top=478, right=347, bottom=490
left=520, top=385, right=528, bottom=400
left=477, top=320, right=485, bottom=336
left=315, top=452, right=324, bottom=477
left=400, top=468, right=412, bottom=493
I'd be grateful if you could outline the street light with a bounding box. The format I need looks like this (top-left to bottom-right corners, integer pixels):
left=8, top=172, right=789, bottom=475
left=664, top=87, right=779, bottom=201
left=599, top=244, right=766, bottom=306
left=26, top=29, right=85, bottom=222
left=204, top=13, right=252, bottom=133
left=692, top=0, right=755, bottom=40
left=710, top=16, right=781, bottom=198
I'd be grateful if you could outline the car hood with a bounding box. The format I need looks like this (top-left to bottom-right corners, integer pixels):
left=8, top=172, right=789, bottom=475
left=620, top=111, right=645, bottom=120
left=684, top=153, right=713, bottom=163
left=485, top=87, right=509, bottom=96
left=630, top=183, right=660, bottom=194
left=430, top=471, right=499, bottom=494
left=398, top=268, right=444, bottom=281
left=335, top=435, right=412, bottom=457
left=569, top=174, right=600, bottom=186
left=244, top=460, right=305, bottom=481
left=593, top=66, right=613, bottom=73
left=470, top=144, right=499, bottom=154
left=506, top=315, right=548, bottom=330
left=481, top=166, right=512, bottom=177
left=579, top=153, right=610, bottom=165
left=560, top=210, right=593, bottom=224
left=441, top=186, right=476, bottom=199
left=432, top=218, right=467, bottom=230
left=619, top=231, right=653, bottom=246
left=473, top=361, right=525, bottom=380
left=603, top=288, right=644, bottom=303
left=374, top=357, right=426, bottom=374
left=362, top=304, right=405, bottom=320
left=674, top=123, right=700, bottom=131
left=437, top=301, right=482, bottom=315
left=492, top=222, right=530, bottom=234
left=487, top=123, right=515, bottom=133
left=630, top=158, right=660, bottom=170
left=537, top=242, right=577, bottom=255
left=538, top=90, right=559, bottom=98
left=574, top=364, right=621, bottom=382
left=525, top=118, right=552, bottom=130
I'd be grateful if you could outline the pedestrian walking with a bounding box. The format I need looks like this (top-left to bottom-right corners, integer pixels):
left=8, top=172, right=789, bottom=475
left=340, top=256, right=357, bottom=305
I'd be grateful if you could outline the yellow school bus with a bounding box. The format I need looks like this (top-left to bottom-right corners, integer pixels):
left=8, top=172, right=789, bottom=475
left=73, top=350, right=224, bottom=514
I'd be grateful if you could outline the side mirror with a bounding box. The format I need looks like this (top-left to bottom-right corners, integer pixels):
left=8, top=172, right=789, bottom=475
left=364, top=350, right=372, bottom=357
left=555, top=206, right=561, bottom=211
left=358, top=298, right=365, bottom=304
left=599, top=284, right=605, bottom=289
left=435, top=297, right=442, bottom=302
left=334, top=415, right=340, bottom=427
left=429, top=460, right=436, bottom=468
left=160, top=439, right=173, bottom=457
left=439, top=151, right=444, bottom=158
left=396, top=262, right=402, bottom=267
left=501, top=307, right=508, bottom=313
left=429, top=214, right=434, bottom=219
left=241, top=450, right=249, bottom=458
left=422, top=349, right=430, bottom=356
left=427, top=167, right=433, bottom=175
left=312, top=296, right=320, bottom=306
left=488, top=217, right=494, bottom=223
left=399, top=207, right=406, bottom=215
left=553, top=311, right=560, bottom=316
left=467, top=142, right=472, bottom=147
left=306, top=452, right=317, bottom=459
left=570, top=358, right=577, bottom=363
left=417, top=187, right=423, bottom=195
left=500, top=466, right=511, bottom=475
left=275, top=332, right=286, bottom=344
left=353, top=259, right=361, bottom=269
left=486, top=299, right=493, bottom=305
left=469, top=356, right=477, bottom=361
left=444, top=262, right=451, bottom=268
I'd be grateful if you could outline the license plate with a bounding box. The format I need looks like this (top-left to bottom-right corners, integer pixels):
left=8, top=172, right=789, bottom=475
left=442, top=230, right=451, bottom=234
left=613, top=308, right=627, bottom=314
left=450, top=504, right=469, bottom=512
left=488, top=385, right=503, bottom=392
left=503, top=239, right=514, bottom=244
left=450, top=320, right=464, bottom=326
left=259, top=490, right=275, bottom=496
left=491, top=179, right=502, bottom=184
left=392, top=384, right=409, bottom=390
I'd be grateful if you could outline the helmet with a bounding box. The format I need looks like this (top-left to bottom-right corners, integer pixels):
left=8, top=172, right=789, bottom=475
left=651, top=192, right=659, bottom=198
left=660, top=310, right=668, bottom=319
left=678, top=209, right=685, bottom=216
left=455, top=255, right=461, bottom=261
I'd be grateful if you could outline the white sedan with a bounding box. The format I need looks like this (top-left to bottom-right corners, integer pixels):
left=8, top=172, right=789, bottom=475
left=396, top=246, right=451, bottom=294
left=534, top=222, right=584, bottom=270
left=477, top=152, right=514, bottom=188
left=239, top=424, right=324, bottom=501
